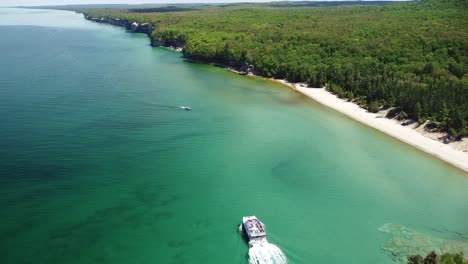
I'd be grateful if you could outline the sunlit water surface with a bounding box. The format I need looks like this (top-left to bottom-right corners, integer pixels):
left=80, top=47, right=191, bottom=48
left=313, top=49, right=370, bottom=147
left=0, top=8, right=467, bottom=264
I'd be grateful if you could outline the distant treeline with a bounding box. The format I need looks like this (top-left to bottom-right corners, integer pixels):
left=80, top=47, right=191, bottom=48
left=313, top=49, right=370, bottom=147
left=129, top=6, right=198, bottom=13
left=85, top=0, right=468, bottom=138
left=24, top=1, right=400, bottom=12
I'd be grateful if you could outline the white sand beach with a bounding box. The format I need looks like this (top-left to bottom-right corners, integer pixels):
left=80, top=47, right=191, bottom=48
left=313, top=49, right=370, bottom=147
left=276, top=80, right=468, bottom=173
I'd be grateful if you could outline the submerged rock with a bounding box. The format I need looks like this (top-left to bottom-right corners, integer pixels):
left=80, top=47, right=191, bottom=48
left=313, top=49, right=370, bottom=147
left=379, top=223, right=468, bottom=263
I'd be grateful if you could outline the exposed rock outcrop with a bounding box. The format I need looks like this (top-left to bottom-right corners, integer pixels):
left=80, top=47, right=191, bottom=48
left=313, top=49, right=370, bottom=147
left=83, top=13, right=184, bottom=51
left=150, top=38, right=184, bottom=50
left=83, top=14, right=153, bottom=36
left=130, top=22, right=153, bottom=35
left=239, top=62, right=255, bottom=75
left=84, top=14, right=131, bottom=29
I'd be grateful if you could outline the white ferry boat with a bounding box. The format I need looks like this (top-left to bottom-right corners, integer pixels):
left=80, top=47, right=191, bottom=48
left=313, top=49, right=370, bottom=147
left=241, top=216, right=288, bottom=264
left=242, top=216, right=267, bottom=245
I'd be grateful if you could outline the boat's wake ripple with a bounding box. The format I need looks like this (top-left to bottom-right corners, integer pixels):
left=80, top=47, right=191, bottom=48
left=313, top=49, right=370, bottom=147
left=248, top=241, right=287, bottom=264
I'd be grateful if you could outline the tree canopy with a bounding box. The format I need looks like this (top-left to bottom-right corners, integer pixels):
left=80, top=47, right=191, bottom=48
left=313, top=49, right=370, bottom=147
left=85, top=0, right=468, bottom=137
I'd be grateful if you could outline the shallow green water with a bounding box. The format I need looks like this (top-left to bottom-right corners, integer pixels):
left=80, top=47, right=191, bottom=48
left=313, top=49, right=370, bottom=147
left=0, top=8, right=467, bottom=264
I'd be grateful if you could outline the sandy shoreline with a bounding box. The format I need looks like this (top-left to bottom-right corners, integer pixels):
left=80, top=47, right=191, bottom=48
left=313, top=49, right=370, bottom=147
left=81, top=15, right=468, bottom=173
left=192, top=62, right=468, bottom=173
left=273, top=79, right=468, bottom=173
left=157, top=50, right=468, bottom=173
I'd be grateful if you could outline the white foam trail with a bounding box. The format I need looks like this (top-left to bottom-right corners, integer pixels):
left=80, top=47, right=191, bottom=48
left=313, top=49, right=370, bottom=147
left=248, top=240, right=287, bottom=264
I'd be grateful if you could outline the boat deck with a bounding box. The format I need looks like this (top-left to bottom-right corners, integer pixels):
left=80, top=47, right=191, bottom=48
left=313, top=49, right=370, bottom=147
left=243, top=216, right=266, bottom=239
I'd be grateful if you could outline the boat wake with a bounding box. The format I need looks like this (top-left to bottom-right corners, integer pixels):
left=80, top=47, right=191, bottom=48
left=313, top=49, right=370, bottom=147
left=248, top=240, right=288, bottom=264
left=240, top=216, right=287, bottom=264
left=150, top=103, right=191, bottom=110
left=178, top=105, right=191, bottom=110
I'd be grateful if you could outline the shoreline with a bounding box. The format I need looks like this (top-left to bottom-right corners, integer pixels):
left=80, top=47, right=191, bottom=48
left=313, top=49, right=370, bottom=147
left=222, top=64, right=468, bottom=173
left=274, top=79, right=468, bottom=173
left=160, top=49, right=468, bottom=174
left=81, top=14, right=468, bottom=173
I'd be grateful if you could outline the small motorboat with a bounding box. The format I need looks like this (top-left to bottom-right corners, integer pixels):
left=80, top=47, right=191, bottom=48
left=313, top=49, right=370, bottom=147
left=179, top=106, right=191, bottom=111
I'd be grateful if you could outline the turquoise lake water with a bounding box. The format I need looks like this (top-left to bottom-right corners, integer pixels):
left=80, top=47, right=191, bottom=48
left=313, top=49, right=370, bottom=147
left=0, top=8, right=467, bottom=264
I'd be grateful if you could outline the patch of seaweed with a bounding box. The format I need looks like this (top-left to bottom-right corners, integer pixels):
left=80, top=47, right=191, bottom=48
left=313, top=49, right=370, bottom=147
left=379, top=223, right=468, bottom=263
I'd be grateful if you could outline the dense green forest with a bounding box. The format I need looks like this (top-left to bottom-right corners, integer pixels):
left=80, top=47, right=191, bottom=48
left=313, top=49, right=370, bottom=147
left=85, top=0, right=468, bottom=138
left=408, top=251, right=468, bottom=264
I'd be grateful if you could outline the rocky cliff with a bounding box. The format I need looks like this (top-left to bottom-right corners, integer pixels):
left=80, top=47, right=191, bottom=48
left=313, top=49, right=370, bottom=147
left=83, top=14, right=184, bottom=50
left=83, top=14, right=153, bottom=36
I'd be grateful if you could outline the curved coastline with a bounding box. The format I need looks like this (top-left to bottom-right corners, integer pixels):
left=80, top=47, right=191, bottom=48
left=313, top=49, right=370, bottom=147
left=221, top=67, right=468, bottom=174
left=276, top=80, right=468, bottom=173
left=82, top=14, right=468, bottom=174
